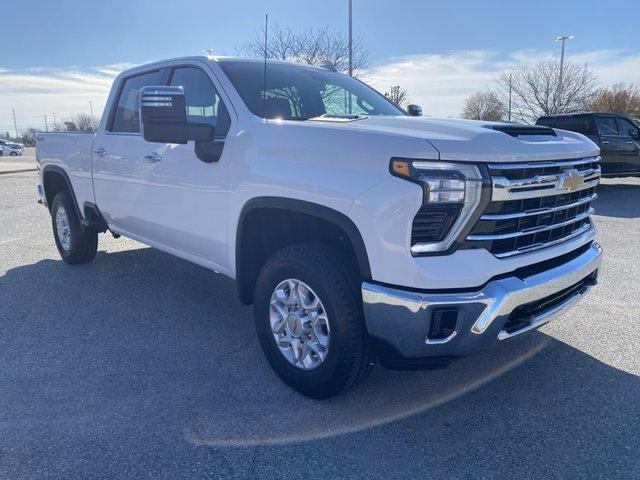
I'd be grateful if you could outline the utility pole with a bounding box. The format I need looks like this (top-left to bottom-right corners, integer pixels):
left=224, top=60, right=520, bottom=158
left=348, top=0, right=353, bottom=77
left=555, top=35, right=573, bottom=113
left=89, top=101, right=95, bottom=131
left=52, top=112, right=57, bottom=126
left=44, top=115, right=48, bottom=132
left=12, top=108, right=18, bottom=138
left=508, top=73, right=512, bottom=122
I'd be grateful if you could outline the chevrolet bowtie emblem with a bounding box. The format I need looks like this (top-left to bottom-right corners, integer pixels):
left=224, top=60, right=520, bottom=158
left=558, top=169, right=585, bottom=191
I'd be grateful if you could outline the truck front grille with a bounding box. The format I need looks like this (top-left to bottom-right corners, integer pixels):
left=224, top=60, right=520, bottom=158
left=461, top=156, right=600, bottom=258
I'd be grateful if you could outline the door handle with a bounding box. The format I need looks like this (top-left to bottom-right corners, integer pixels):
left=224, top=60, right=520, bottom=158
left=143, top=152, right=162, bottom=163
left=601, top=140, right=610, bottom=145
left=93, top=147, right=107, bottom=157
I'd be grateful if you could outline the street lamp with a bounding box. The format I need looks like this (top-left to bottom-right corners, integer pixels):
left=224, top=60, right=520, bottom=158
left=555, top=35, right=574, bottom=113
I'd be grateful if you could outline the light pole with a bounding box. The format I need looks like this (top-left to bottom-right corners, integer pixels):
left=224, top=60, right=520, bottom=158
left=348, top=0, right=353, bottom=77
left=12, top=108, right=18, bottom=138
left=89, top=101, right=95, bottom=130
left=555, top=35, right=573, bottom=113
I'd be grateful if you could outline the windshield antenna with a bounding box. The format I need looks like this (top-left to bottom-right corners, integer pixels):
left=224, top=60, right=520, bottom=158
left=261, top=13, right=268, bottom=119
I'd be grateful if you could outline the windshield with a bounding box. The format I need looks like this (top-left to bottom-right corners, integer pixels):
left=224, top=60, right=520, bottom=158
left=218, top=59, right=406, bottom=120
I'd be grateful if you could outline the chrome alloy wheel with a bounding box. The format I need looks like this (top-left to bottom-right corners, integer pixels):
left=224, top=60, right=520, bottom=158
left=269, top=279, right=330, bottom=370
left=55, top=206, right=71, bottom=251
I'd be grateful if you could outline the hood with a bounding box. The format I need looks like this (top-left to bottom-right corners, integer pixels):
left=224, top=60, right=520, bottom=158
left=342, top=116, right=599, bottom=163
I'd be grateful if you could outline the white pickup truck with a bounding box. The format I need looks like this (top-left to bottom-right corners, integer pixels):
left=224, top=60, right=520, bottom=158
left=36, top=56, right=602, bottom=398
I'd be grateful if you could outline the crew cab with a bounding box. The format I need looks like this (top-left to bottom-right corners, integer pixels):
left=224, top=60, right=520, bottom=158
left=36, top=56, right=603, bottom=398
left=537, top=112, right=640, bottom=177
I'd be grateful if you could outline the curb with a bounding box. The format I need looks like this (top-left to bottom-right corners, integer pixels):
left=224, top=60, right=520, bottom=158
left=0, top=168, right=37, bottom=176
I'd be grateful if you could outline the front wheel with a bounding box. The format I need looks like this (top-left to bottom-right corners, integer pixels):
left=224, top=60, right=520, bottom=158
left=254, top=244, right=372, bottom=399
left=50, top=191, right=98, bottom=264
left=9, top=151, right=18, bottom=156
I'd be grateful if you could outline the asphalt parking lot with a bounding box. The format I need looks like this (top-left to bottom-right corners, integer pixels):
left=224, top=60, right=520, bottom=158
left=1, top=170, right=639, bottom=479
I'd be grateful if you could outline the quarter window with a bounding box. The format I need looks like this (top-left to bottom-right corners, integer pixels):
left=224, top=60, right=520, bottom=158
left=170, top=67, right=230, bottom=137
left=111, top=70, right=165, bottom=133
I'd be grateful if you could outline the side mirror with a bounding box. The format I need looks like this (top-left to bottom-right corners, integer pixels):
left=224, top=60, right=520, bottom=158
left=139, top=86, right=214, bottom=144
left=407, top=104, right=422, bottom=117
left=629, top=128, right=639, bottom=140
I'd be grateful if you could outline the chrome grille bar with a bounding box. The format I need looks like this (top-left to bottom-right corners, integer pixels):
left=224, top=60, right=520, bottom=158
left=481, top=193, right=597, bottom=220
left=492, top=169, right=600, bottom=201
left=487, top=156, right=599, bottom=170
left=468, top=208, right=593, bottom=241
left=493, top=223, right=593, bottom=258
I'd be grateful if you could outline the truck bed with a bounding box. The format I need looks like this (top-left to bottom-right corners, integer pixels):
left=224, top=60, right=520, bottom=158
left=36, top=132, right=96, bottom=211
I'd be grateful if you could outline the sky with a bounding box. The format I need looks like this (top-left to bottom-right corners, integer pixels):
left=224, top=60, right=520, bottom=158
left=1, top=0, right=639, bottom=134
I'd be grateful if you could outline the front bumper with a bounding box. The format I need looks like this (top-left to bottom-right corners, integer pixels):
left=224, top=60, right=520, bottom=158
left=362, top=242, right=602, bottom=366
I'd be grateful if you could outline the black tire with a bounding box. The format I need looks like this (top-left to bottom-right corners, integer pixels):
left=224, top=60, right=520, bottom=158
left=9, top=151, right=18, bottom=156
left=50, top=191, right=98, bottom=264
left=254, top=243, right=373, bottom=399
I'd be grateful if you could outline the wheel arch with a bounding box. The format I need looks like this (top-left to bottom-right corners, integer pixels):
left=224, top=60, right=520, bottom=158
left=235, top=197, right=371, bottom=305
left=42, top=166, right=83, bottom=219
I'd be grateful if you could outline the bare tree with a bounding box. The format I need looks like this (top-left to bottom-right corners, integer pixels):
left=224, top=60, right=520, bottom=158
left=495, top=60, right=598, bottom=123
left=461, top=91, right=505, bottom=121
left=587, top=83, right=640, bottom=121
left=238, top=24, right=371, bottom=75
left=384, top=86, right=409, bottom=108
left=51, top=113, right=97, bottom=133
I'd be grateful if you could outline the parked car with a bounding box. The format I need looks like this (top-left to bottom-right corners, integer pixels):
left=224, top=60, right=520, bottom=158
left=0, top=139, right=24, bottom=156
left=536, top=112, right=640, bottom=177
left=35, top=56, right=602, bottom=398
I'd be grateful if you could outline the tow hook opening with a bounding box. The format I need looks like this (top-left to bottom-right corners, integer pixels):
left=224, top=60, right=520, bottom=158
left=427, top=308, right=458, bottom=341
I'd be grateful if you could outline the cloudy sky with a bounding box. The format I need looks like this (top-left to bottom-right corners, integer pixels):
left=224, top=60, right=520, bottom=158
left=2, top=0, right=639, bottom=134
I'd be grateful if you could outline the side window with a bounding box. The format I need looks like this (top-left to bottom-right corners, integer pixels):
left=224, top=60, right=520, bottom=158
left=596, top=117, right=619, bottom=136
left=111, top=70, right=165, bottom=133
left=617, top=117, right=639, bottom=138
left=170, top=67, right=230, bottom=137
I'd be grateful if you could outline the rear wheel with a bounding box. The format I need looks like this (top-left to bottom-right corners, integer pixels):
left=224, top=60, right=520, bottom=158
left=50, top=191, right=98, bottom=264
left=254, top=244, right=372, bottom=399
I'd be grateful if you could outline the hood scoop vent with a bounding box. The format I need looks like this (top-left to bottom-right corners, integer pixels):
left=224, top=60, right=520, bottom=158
left=487, top=125, right=557, bottom=138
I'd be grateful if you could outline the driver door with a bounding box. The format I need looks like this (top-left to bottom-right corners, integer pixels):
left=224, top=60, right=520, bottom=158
left=135, top=65, right=232, bottom=267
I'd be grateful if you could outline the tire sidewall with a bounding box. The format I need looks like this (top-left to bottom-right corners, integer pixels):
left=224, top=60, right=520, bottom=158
left=51, top=192, right=77, bottom=260
left=254, top=249, right=365, bottom=395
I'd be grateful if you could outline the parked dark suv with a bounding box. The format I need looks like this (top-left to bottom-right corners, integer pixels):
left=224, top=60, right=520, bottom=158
left=536, top=112, right=640, bottom=177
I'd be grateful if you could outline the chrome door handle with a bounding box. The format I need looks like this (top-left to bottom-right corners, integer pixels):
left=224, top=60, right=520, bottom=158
left=143, top=152, right=162, bottom=163
left=93, top=147, right=107, bottom=157
left=601, top=140, right=610, bottom=145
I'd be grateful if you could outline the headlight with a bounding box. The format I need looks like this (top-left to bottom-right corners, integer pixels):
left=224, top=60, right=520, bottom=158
left=390, top=159, right=485, bottom=254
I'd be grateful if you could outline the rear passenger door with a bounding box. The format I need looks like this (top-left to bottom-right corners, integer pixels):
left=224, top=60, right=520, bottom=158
left=595, top=115, right=627, bottom=175
left=93, top=68, right=169, bottom=236
left=616, top=116, right=640, bottom=173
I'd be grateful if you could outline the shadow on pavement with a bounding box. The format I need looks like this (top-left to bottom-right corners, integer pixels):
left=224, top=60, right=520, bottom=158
left=594, top=180, right=640, bottom=218
left=1, top=246, right=638, bottom=475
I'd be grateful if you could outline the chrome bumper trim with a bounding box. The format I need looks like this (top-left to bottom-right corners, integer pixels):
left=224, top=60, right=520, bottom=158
left=361, top=242, right=602, bottom=358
